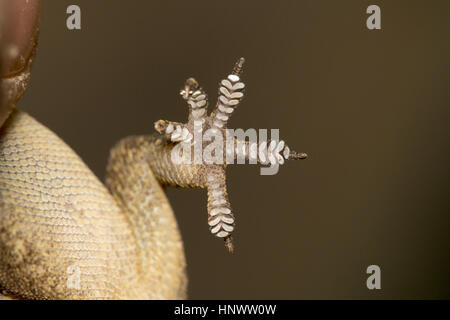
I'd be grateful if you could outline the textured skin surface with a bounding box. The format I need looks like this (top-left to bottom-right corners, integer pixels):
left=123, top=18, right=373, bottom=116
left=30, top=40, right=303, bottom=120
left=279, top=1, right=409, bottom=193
left=0, top=58, right=306, bottom=299
left=0, top=110, right=186, bottom=299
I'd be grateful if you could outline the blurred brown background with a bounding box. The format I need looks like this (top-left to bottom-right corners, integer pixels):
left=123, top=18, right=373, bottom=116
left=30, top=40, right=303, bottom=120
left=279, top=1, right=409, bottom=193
left=18, top=0, right=449, bottom=299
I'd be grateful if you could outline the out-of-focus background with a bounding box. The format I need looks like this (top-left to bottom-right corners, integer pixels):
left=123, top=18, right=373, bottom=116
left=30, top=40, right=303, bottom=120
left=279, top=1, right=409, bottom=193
left=15, top=0, right=450, bottom=298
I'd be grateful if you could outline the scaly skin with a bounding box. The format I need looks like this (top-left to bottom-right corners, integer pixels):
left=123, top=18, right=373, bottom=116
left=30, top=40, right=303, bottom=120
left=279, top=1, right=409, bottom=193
left=0, top=110, right=186, bottom=299
left=0, top=58, right=307, bottom=299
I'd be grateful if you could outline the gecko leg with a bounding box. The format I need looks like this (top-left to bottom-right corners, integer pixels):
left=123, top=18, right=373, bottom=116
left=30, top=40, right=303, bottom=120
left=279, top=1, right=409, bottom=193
left=150, top=58, right=307, bottom=252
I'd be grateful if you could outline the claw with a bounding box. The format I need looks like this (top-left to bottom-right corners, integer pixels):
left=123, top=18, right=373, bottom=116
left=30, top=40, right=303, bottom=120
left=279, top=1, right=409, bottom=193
left=154, top=120, right=167, bottom=134
left=232, top=57, right=245, bottom=76
left=288, top=150, right=308, bottom=160
left=225, top=237, right=234, bottom=253
left=183, top=77, right=199, bottom=100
